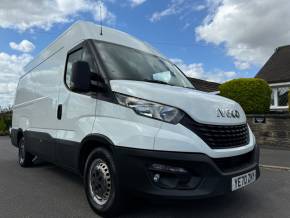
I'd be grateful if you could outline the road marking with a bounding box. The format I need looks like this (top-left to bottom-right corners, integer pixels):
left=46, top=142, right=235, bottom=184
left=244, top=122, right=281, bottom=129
left=260, top=164, right=290, bottom=171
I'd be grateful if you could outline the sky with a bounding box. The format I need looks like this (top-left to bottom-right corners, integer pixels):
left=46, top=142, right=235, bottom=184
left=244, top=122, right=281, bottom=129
left=1, top=0, right=290, bottom=107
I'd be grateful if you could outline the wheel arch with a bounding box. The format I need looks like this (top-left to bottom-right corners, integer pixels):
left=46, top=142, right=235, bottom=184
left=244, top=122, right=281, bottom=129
left=10, top=128, right=24, bottom=147
left=78, top=134, right=115, bottom=176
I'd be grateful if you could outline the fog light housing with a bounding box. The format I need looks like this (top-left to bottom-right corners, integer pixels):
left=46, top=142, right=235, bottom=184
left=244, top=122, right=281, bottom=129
left=150, top=163, right=188, bottom=174
left=149, top=163, right=201, bottom=190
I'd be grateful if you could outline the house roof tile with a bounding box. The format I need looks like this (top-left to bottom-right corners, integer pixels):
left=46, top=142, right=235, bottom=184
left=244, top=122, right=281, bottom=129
left=255, top=45, right=290, bottom=84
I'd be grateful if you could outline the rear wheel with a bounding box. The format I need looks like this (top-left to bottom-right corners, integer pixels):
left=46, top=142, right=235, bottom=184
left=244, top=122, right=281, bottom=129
left=18, top=137, right=34, bottom=167
left=84, top=147, right=122, bottom=217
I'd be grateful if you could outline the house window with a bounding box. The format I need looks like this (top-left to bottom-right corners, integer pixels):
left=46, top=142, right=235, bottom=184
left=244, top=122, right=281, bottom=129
left=277, top=87, right=289, bottom=106
left=271, top=91, right=275, bottom=106
left=270, top=85, right=289, bottom=109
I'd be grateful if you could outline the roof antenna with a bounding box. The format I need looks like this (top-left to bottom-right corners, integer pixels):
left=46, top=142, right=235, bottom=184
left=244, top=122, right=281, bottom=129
left=100, top=2, right=103, bottom=36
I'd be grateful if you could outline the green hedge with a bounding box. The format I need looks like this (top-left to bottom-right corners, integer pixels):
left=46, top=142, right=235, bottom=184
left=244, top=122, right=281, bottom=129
left=0, top=117, right=7, bottom=133
left=0, top=112, right=12, bottom=135
left=219, top=78, right=271, bottom=114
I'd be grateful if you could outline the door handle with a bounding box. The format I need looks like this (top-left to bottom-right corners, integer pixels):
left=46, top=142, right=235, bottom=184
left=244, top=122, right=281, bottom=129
left=57, top=104, right=62, bottom=120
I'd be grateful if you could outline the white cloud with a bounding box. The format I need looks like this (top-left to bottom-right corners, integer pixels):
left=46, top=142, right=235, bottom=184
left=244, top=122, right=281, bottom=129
left=129, top=0, right=147, bottom=8
left=150, top=0, right=185, bottom=22
left=195, top=5, right=206, bottom=11
left=0, top=0, right=116, bottom=31
left=171, top=58, right=237, bottom=83
left=0, top=52, right=33, bottom=106
left=150, top=0, right=206, bottom=22
left=196, top=0, right=290, bottom=70
left=9, top=40, right=35, bottom=53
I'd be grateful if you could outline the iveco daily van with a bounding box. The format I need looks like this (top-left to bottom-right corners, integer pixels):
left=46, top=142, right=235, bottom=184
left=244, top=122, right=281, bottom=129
left=11, top=21, right=260, bottom=216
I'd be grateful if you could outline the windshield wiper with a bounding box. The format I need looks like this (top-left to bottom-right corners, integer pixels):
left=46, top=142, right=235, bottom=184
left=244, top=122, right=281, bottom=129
left=144, top=79, right=171, bottom=85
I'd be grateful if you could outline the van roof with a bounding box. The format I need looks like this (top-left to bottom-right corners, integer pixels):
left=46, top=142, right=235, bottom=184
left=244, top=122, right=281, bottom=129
left=24, top=21, right=164, bottom=72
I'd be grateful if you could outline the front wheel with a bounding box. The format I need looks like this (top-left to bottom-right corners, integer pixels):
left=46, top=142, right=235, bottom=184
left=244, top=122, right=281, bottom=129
left=18, top=137, right=34, bottom=167
left=84, top=147, right=122, bottom=217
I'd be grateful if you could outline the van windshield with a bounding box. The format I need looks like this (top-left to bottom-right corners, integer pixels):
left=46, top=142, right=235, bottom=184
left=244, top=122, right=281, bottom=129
left=94, top=41, right=194, bottom=89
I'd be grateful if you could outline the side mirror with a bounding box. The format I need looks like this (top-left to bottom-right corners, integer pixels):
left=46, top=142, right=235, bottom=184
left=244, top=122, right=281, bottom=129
left=71, top=61, right=91, bottom=92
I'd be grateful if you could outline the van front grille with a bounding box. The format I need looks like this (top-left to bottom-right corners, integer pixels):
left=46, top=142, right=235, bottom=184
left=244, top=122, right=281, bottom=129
left=180, top=115, right=250, bottom=149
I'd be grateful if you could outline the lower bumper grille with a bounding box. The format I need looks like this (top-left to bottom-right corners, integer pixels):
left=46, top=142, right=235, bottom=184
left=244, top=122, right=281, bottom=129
left=213, top=150, right=255, bottom=172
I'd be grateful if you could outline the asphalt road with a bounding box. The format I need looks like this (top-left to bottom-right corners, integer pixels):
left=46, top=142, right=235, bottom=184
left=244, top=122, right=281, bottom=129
left=260, top=148, right=290, bottom=168
left=1, top=136, right=290, bottom=218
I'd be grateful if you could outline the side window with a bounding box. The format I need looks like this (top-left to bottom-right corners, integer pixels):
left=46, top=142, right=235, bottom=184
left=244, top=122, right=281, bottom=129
left=82, top=48, right=100, bottom=88
left=82, top=48, right=97, bottom=73
left=65, top=49, right=83, bottom=89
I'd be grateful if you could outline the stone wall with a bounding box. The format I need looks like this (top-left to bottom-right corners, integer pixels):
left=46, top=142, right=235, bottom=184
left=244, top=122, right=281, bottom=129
left=247, top=113, right=290, bottom=149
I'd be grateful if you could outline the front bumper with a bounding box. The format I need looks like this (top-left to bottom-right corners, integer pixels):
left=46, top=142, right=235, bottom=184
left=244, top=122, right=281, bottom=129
left=114, top=145, right=260, bottom=199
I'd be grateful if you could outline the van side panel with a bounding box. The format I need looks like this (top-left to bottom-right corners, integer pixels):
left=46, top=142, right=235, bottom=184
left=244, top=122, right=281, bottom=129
left=13, top=73, right=36, bottom=131
left=13, top=48, right=65, bottom=162
left=29, top=48, right=65, bottom=131
left=27, top=48, right=65, bottom=161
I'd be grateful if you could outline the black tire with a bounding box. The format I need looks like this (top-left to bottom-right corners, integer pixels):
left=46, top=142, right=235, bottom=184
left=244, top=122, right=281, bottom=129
left=18, top=137, right=34, bottom=167
left=84, top=147, right=122, bottom=217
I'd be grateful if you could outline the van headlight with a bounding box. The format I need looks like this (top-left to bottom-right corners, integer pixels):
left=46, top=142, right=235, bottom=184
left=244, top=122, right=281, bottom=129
left=115, top=93, right=184, bottom=124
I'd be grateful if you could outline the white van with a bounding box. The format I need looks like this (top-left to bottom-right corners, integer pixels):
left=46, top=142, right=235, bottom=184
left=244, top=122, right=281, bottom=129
left=11, top=21, right=259, bottom=216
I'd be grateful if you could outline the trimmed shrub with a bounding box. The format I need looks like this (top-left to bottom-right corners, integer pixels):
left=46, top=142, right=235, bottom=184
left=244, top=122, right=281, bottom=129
left=219, top=78, right=271, bottom=114
left=4, top=115, right=11, bottom=129
left=0, top=117, right=7, bottom=133
left=0, top=111, right=12, bottom=135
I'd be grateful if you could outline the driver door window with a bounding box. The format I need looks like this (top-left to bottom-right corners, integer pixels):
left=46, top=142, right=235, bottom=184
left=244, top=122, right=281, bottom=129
left=65, top=49, right=83, bottom=89
left=65, top=48, right=99, bottom=91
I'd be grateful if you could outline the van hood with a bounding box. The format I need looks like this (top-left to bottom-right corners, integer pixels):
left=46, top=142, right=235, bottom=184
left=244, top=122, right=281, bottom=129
left=110, top=80, right=246, bottom=125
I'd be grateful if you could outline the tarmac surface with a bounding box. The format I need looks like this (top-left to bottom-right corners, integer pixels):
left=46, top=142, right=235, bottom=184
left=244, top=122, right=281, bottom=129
left=1, top=136, right=290, bottom=218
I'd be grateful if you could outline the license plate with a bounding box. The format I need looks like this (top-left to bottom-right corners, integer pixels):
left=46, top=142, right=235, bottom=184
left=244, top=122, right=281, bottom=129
left=232, top=170, right=256, bottom=191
